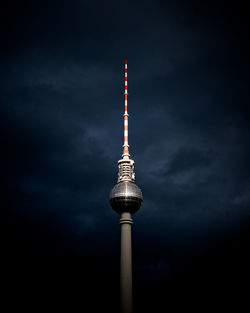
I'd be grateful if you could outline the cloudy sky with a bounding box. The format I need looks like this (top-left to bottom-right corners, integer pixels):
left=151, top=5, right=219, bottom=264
left=1, top=0, right=249, bottom=311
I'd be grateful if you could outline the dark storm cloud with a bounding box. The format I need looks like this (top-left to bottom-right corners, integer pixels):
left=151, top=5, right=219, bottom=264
left=1, top=0, right=250, bottom=310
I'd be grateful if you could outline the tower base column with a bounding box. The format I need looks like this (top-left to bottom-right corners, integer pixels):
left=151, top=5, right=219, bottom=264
left=120, top=212, right=133, bottom=313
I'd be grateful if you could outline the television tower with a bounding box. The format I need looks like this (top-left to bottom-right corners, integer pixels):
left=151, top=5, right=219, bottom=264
left=109, top=60, right=143, bottom=313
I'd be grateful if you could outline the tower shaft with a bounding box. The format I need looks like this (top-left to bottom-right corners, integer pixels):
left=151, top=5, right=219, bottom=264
left=120, top=212, right=133, bottom=313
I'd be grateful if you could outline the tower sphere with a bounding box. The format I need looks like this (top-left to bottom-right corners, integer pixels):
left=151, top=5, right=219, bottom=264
left=109, top=181, right=143, bottom=214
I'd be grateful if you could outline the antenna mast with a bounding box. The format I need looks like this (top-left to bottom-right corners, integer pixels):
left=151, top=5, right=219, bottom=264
left=123, top=59, right=130, bottom=159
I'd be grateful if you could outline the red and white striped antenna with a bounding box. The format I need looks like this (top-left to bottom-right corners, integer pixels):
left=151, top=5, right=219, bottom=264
left=122, top=59, right=130, bottom=159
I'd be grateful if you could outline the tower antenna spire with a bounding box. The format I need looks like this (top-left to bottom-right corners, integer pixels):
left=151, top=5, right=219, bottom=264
left=123, top=59, right=130, bottom=159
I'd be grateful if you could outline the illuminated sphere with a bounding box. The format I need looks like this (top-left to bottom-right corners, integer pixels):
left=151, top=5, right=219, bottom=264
left=109, top=181, right=143, bottom=214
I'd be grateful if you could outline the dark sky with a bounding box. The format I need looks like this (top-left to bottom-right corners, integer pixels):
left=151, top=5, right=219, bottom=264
left=1, top=1, right=250, bottom=312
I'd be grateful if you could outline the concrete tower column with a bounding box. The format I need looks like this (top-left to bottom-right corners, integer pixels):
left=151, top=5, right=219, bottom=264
left=120, top=212, right=133, bottom=313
